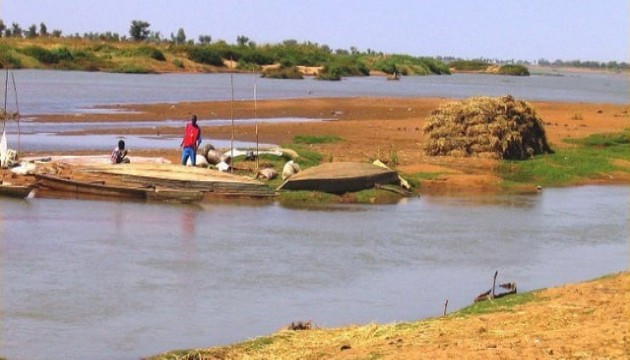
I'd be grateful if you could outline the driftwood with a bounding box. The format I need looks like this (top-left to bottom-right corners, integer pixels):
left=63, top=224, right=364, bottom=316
left=474, top=271, right=517, bottom=302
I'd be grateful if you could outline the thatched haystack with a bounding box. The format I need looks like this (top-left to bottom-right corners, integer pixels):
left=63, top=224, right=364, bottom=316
left=423, top=95, right=553, bottom=159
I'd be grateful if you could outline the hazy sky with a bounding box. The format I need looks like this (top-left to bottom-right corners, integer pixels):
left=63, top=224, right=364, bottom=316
left=1, top=0, right=627, bottom=62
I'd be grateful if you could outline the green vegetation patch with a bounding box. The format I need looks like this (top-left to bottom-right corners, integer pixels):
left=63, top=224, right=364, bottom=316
left=369, top=54, right=450, bottom=75
left=293, top=135, right=341, bottom=144
left=119, top=45, right=166, bottom=61
left=261, top=65, right=303, bottom=79
left=21, top=45, right=73, bottom=64
left=498, top=130, right=630, bottom=187
left=282, top=144, right=323, bottom=168
left=113, top=64, right=155, bottom=74
left=498, top=64, right=530, bottom=76
left=454, top=291, right=537, bottom=317
left=316, top=55, right=370, bottom=80
left=0, top=44, right=23, bottom=68
left=186, top=45, right=224, bottom=66
left=279, top=190, right=339, bottom=204
left=448, top=59, right=490, bottom=71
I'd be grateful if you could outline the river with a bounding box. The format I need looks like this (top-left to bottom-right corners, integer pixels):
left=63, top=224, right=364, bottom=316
left=0, top=186, right=628, bottom=359
left=0, top=69, right=628, bottom=359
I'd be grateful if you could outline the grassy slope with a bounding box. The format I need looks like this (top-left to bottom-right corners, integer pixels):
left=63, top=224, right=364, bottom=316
left=146, top=272, right=629, bottom=359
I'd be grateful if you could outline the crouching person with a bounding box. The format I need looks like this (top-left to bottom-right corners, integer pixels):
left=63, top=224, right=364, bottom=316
left=111, top=140, right=130, bottom=164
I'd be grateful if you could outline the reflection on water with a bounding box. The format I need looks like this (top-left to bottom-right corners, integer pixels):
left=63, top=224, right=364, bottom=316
left=0, top=185, right=627, bottom=359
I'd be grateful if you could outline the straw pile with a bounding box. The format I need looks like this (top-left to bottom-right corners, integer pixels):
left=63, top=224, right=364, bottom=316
left=423, top=95, right=553, bottom=159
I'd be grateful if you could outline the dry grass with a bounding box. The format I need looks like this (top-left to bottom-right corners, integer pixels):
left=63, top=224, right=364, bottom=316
left=145, top=272, right=630, bottom=360
left=423, top=95, right=553, bottom=159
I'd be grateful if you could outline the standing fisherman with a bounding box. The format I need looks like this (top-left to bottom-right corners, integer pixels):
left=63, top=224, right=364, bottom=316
left=180, top=114, right=202, bottom=166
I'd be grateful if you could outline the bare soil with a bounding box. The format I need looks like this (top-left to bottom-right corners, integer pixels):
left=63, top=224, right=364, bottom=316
left=22, top=97, right=630, bottom=193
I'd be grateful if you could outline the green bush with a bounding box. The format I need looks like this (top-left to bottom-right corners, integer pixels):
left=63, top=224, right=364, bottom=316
left=449, top=60, right=490, bottom=71
left=498, top=64, right=529, bottom=76
left=317, top=57, right=369, bottom=80
left=21, top=45, right=60, bottom=64
left=370, top=54, right=450, bottom=75
left=0, top=45, right=22, bottom=68
left=120, top=46, right=166, bottom=61
left=186, top=46, right=224, bottom=66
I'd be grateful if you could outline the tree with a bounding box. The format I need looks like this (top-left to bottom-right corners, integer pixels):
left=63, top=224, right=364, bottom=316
left=237, top=35, right=249, bottom=47
left=26, top=24, right=37, bottom=38
left=198, top=34, right=212, bottom=44
left=11, top=23, right=22, bottom=37
left=51, top=29, right=62, bottom=37
left=173, top=28, right=186, bottom=44
left=0, top=20, right=6, bottom=37
left=129, top=20, right=150, bottom=41
left=39, top=22, right=48, bottom=37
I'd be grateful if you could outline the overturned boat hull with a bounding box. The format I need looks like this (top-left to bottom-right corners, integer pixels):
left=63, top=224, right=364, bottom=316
left=278, top=162, right=400, bottom=194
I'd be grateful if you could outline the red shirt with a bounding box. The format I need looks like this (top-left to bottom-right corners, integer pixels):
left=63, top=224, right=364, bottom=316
left=182, top=123, right=201, bottom=148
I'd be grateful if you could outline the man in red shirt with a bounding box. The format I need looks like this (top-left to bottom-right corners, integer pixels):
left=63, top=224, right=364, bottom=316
left=180, top=114, right=202, bottom=166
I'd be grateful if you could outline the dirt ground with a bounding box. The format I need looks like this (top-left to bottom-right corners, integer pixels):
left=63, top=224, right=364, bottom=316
left=27, top=97, right=630, bottom=194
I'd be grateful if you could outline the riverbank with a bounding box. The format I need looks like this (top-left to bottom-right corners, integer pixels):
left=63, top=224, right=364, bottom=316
left=19, top=97, right=630, bottom=195
left=147, top=271, right=629, bottom=359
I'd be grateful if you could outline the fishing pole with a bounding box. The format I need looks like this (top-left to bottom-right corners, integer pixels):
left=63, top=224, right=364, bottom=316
left=2, top=68, right=8, bottom=133
left=253, top=68, right=259, bottom=170
left=11, top=71, right=20, bottom=154
left=229, top=57, right=234, bottom=173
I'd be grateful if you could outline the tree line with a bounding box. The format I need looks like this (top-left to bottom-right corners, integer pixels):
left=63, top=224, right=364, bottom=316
left=0, top=19, right=626, bottom=73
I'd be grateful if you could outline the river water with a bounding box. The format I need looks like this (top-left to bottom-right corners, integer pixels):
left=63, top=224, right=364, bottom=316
left=1, top=186, right=628, bottom=359
left=6, top=68, right=629, bottom=117
left=0, top=70, right=629, bottom=359
left=2, top=68, right=627, bottom=153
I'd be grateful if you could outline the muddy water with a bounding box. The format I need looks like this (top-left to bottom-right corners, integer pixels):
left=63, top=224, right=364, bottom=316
left=0, top=185, right=627, bottom=359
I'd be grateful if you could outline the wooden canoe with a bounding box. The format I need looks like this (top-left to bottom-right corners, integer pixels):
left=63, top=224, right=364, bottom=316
left=0, top=184, right=36, bottom=199
left=278, top=162, right=400, bottom=194
left=35, top=173, right=148, bottom=200
left=81, top=163, right=277, bottom=198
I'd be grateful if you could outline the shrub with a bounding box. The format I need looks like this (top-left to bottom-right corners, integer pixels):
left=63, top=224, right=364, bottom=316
left=498, top=64, right=529, bottom=76
left=0, top=45, right=22, bottom=68
left=317, top=57, right=369, bottom=80
left=261, top=65, right=303, bottom=79
left=448, top=60, right=490, bottom=71
left=186, top=46, right=224, bottom=66
left=21, top=45, right=60, bottom=64
left=120, top=46, right=166, bottom=61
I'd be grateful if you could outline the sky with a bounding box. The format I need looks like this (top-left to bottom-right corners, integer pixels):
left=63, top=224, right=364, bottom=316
left=0, top=0, right=627, bottom=62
